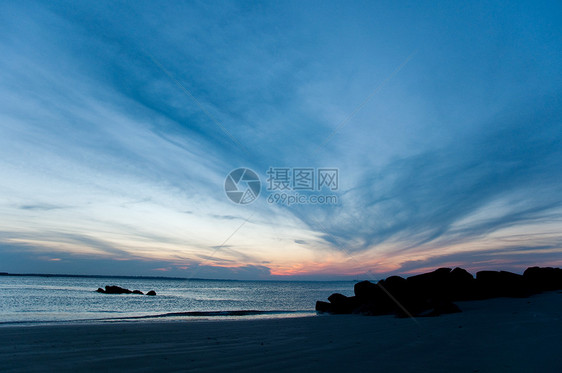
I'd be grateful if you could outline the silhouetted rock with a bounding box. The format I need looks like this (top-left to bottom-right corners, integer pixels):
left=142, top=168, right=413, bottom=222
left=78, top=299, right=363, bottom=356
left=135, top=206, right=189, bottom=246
left=96, top=286, right=157, bottom=296
left=407, top=268, right=452, bottom=300
left=351, top=275, right=440, bottom=316
left=354, top=280, right=380, bottom=300
left=450, top=267, right=473, bottom=282
left=102, top=285, right=133, bottom=294
left=476, top=271, right=531, bottom=298
left=315, top=301, right=333, bottom=313
left=326, top=293, right=360, bottom=314
left=448, top=267, right=478, bottom=300
left=318, top=266, right=562, bottom=318
left=377, top=276, right=416, bottom=314
left=327, top=292, right=348, bottom=304
left=383, top=276, right=409, bottom=298
left=523, top=267, right=562, bottom=291
left=353, top=280, right=392, bottom=315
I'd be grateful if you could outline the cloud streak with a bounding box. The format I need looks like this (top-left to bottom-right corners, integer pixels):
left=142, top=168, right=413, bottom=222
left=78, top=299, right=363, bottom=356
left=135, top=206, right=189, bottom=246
left=0, top=1, right=561, bottom=278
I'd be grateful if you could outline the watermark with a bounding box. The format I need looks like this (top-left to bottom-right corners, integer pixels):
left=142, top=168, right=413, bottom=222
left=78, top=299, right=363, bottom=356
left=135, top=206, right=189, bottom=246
left=224, top=168, right=261, bottom=204
left=267, top=193, right=338, bottom=206
left=224, top=167, right=339, bottom=205
left=266, top=167, right=338, bottom=191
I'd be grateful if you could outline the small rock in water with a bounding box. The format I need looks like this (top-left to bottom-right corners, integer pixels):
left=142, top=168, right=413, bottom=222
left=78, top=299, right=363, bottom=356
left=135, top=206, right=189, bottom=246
left=96, top=286, right=156, bottom=296
left=95, top=285, right=135, bottom=294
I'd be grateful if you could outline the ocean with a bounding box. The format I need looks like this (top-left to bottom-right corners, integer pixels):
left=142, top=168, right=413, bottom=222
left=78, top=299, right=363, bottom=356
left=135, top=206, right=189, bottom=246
left=0, top=275, right=355, bottom=325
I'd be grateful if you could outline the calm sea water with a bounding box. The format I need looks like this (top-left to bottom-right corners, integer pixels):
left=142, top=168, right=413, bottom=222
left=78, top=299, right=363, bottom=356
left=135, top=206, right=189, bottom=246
left=0, top=276, right=354, bottom=325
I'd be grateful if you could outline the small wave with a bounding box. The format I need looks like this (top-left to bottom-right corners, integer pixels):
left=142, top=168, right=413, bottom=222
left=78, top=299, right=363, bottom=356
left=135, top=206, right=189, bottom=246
left=0, top=320, right=49, bottom=326
left=0, top=310, right=315, bottom=326
left=104, top=310, right=311, bottom=320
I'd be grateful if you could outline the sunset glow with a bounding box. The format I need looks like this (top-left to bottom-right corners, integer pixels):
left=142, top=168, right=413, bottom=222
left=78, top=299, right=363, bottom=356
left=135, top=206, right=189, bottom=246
left=1, top=1, right=561, bottom=280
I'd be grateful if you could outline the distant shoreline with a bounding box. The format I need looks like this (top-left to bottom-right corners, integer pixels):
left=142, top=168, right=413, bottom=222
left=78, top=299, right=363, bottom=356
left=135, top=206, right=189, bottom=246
left=0, top=272, right=356, bottom=282
left=0, top=272, right=205, bottom=281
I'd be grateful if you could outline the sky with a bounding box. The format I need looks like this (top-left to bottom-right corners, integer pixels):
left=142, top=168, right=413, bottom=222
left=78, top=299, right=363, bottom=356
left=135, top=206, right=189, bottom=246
left=0, top=0, right=561, bottom=280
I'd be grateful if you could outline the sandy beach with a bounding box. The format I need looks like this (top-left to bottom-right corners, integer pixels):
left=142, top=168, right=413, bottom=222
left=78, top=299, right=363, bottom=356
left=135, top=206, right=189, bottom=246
left=1, top=292, right=561, bottom=372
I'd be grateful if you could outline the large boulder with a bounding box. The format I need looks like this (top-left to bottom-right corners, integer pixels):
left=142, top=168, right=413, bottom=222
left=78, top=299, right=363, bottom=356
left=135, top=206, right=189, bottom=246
left=407, top=268, right=452, bottom=300
left=475, top=271, right=532, bottom=298
left=382, top=276, right=409, bottom=297
left=315, top=301, right=333, bottom=313
left=353, top=276, right=431, bottom=316
left=447, top=267, right=478, bottom=300
left=146, top=290, right=157, bottom=296
left=352, top=280, right=383, bottom=314
left=376, top=276, right=419, bottom=315
left=354, top=280, right=380, bottom=300
left=352, top=273, right=460, bottom=316
left=353, top=279, right=402, bottom=315
left=326, top=293, right=359, bottom=314
left=523, top=267, right=562, bottom=291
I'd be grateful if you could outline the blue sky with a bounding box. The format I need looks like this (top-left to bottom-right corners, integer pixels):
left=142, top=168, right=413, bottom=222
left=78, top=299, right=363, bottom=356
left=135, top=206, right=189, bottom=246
left=0, top=0, right=561, bottom=279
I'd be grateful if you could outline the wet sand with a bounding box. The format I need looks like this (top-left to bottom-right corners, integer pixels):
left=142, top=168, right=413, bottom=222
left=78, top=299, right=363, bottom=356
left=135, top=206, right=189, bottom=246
left=1, top=292, right=562, bottom=372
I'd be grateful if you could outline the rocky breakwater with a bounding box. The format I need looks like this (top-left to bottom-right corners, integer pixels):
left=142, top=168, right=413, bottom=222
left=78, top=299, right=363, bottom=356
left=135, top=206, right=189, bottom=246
left=316, top=266, right=562, bottom=317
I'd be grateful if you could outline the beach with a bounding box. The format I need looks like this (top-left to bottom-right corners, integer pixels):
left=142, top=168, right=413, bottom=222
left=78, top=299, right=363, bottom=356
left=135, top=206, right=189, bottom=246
left=2, top=292, right=561, bottom=372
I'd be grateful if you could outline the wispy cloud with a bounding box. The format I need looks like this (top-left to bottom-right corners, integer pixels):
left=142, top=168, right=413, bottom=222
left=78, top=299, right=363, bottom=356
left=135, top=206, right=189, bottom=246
left=307, top=97, right=562, bottom=252
left=0, top=1, right=561, bottom=278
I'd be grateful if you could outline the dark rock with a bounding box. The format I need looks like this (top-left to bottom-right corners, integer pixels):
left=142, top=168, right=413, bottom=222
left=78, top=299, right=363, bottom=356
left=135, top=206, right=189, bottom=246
left=407, top=268, right=452, bottom=300
left=355, top=276, right=427, bottom=316
left=523, top=267, right=562, bottom=291
left=383, top=275, right=409, bottom=296
left=353, top=269, right=467, bottom=317
left=96, top=288, right=105, bottom=293
left=476, top=271, right=531, bottom=298
left=450, top=267, right=474, bottom=282
left=354, top=280, right=380, bottom=300
left=132, top=290, right=144, bottom=295
left=376, top=276, right=414, bottom=315
left=146, top=290, right=157, bottom=296
left=448, top=267, right=478, bottom=300
left=327, top=292, right=347, bottom=304
left=352, top=281, right=390, bottom=315
left=327, top=293, right=359, bottom=314
left=318, top=266, right=561, bottom=319
left=315, top=301, right=333, bottom=313
left=103, top=285, right=133, bottom=294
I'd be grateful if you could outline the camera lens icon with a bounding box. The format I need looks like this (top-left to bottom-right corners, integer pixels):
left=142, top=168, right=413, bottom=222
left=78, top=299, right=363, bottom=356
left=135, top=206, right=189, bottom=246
left=224, top=168, right=261, bottom=204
